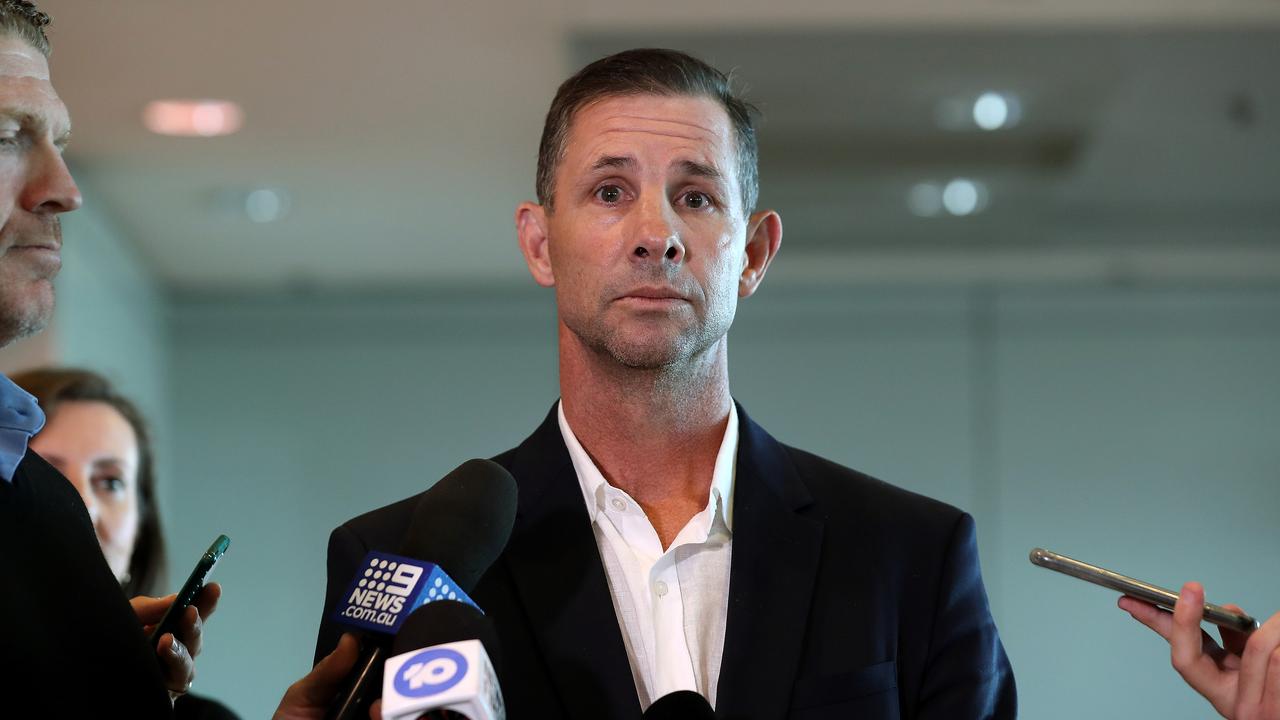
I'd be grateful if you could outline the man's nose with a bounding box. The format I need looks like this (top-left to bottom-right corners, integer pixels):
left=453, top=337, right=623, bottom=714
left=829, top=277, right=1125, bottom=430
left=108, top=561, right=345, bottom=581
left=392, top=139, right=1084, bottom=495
left=22, top=144, right=83, bottom=215
left=630, top=199, right=685, bottom=264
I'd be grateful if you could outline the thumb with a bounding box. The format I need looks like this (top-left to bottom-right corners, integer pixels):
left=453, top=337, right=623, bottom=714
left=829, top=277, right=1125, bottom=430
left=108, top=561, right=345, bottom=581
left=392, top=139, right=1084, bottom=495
left=130, top=593, right=177, bottom=627
left=299, top=633, right=361, bottom=705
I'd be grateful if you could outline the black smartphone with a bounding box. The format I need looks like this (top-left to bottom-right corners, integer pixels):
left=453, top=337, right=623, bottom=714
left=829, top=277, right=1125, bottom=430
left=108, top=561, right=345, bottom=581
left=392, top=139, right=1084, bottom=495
left=1030, top=547, right=1259, bottom=633
left=148, top=534, right=231, bottom=648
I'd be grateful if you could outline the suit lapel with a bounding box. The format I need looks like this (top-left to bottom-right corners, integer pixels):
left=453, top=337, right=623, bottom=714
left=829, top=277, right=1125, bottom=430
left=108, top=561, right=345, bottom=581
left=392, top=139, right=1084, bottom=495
left=715, top=405, right=825, bottom=720
left=501, top=404, right=642, bottom=720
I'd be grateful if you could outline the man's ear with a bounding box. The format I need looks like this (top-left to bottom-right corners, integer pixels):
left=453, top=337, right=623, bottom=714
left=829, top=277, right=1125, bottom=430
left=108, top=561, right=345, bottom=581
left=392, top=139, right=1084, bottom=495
left=515, top=201, right=555, bottom=287
left=739, top=209, right=782, bottom=298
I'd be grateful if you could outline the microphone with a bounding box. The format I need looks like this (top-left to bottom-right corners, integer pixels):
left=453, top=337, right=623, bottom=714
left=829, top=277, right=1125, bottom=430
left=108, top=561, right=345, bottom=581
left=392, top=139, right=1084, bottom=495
left=326, top=459, right=517, bottom=720
left=643, top=691, right=714, bottom=719
left=381, top=600, right=505, bottom=720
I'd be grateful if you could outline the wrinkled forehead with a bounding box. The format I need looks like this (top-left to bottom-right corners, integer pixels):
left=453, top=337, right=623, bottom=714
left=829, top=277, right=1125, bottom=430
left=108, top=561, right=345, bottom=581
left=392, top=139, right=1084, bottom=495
left=0, top=32, right=49, bottom=79
left=567, top=94, right=736, bottom=165
left=0, top=38, right=67, bottom=133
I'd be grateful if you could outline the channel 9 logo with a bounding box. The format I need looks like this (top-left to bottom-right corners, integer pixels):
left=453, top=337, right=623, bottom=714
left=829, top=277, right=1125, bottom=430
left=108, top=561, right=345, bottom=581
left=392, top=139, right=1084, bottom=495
left=334, top=552, right=478, bottom=634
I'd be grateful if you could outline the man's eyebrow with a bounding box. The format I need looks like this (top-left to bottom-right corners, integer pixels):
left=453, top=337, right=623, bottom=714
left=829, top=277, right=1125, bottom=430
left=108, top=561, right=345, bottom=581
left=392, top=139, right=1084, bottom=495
left=589, top=155, right=635, bottom=172
left=0, top=109, right=70, bottom=143
left=678, top=160, right=725, bottom=183
left=0, top=109, right=31, bottom=125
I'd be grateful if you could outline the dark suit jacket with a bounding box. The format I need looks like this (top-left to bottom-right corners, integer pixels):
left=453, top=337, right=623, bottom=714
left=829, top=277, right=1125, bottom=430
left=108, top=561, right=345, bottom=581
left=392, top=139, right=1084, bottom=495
left=0, top=450, right=173, bottom=717
left=315, top=403, right=1016, bottom=719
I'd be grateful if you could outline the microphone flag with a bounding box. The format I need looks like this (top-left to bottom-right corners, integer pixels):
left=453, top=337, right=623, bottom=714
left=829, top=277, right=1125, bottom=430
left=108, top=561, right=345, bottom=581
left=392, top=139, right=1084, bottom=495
left=332, top=551, right=479, bottom=635
left=382, top=639, right=505, bottom=720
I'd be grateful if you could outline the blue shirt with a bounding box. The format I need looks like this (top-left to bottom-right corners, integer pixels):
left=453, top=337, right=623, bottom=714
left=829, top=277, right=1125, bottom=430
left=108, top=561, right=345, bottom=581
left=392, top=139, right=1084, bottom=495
left=0, top=373, right=44, bottom=482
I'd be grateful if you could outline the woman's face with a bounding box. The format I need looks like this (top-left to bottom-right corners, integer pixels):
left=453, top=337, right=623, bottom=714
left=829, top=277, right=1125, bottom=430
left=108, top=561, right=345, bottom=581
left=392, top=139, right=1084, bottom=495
left=30, top=400, right=141, bottom=583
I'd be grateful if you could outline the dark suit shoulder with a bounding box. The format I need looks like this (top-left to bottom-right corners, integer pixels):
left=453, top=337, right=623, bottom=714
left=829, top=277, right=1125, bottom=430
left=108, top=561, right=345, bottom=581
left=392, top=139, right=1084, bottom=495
left=780, top=443, right=967, bottom=540
left=336, top=445, right=521, bottom=546
left=338, top=490, right=425, bottom=549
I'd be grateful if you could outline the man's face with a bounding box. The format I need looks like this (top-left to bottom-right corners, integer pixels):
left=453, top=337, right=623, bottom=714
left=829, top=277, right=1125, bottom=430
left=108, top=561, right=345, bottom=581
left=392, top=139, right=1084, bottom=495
left=0, top=35, right=81, bottom=346
left=535, top=94, right=752, bottom=369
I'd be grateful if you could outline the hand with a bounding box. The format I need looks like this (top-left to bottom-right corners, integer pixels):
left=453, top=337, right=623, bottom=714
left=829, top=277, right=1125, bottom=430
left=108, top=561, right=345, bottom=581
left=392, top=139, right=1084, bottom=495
left=1120, top=581, right=1280, bottom=719
left=272, top=633, right=381, bottom=720
left=131, top=582, right=221, bottom=703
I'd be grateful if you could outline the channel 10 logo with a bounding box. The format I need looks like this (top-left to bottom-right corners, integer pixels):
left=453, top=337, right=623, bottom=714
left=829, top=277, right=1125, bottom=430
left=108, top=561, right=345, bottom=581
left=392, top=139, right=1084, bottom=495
left=393, top=647, right=470, bottom=697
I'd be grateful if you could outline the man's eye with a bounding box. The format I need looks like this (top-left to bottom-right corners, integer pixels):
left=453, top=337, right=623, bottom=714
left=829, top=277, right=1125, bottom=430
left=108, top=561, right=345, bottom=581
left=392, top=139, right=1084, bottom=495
left=683, top=191, right=712, bottom=209
left=595, top=185, right=625, bottom=204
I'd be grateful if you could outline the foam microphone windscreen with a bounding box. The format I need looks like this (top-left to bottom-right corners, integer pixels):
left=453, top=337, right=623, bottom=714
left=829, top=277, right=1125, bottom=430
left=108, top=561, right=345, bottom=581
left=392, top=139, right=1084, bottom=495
left=391, top=599, right=503, bottom=674
left=400, top=459, right=518, bottom=592
left=643, top=690, right=714, bottom=719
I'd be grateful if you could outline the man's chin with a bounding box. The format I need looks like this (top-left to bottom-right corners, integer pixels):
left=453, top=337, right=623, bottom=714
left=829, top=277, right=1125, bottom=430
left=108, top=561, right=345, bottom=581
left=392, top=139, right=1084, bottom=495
left=0, top=284, right=54, bottom=347
left=601, top=330, right=700, bottom=370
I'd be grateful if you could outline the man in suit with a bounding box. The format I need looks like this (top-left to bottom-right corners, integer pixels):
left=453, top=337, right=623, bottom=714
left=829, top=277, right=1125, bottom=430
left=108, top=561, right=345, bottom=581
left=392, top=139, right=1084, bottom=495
left=0, top=5, right=351, bottom=717
left=0, top=2, right=219, bottom=714
left=316, top=48, right=1017, bottom=718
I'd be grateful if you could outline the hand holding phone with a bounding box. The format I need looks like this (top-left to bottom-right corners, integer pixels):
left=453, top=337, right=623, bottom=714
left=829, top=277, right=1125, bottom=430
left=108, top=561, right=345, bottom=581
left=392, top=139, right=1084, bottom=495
left=149, top=534, right=230, bottom=648
left=1120, top=581, right=1280, bottom=719
left=1029, top=547, right=1258, bottom=632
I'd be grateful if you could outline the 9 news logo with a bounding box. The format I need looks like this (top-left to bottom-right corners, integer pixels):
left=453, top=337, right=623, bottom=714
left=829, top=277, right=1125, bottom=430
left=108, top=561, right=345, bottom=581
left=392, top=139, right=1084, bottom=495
left=334, top=552, right=480, bottom=635
left=393, top=647, right=470, bottom=697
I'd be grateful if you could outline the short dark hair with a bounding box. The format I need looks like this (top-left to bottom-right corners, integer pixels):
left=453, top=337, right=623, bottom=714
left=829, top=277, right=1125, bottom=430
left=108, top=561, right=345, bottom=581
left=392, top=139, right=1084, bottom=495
left=0, top=0, right=51, bottom=56
left=12, top=368, right=166, bottom=597
left=536, top=48, right=760, bottom=214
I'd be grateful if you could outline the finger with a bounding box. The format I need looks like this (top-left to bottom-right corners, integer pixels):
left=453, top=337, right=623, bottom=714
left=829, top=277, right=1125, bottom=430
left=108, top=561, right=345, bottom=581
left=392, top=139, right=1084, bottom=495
left=296, top=634, right=361, bottom=706
left=130, top=593, right=178, bottom=627
left=298, top=633, right=361, bottom=706
left=369, top=698, right=382, bottom=720
left=1237, top=610, right=1280, bottom=715
left=193, top=582, right=221, bottom=622
left=175, top=604, right=204, bottom=658
left=1170, top=583, right=1226, bottom=693
left=1260, top=642, right=1280, bottom=720
left=1119, top=595, right=1175, bottom=641
left=157, top=633, right=195, bottom=693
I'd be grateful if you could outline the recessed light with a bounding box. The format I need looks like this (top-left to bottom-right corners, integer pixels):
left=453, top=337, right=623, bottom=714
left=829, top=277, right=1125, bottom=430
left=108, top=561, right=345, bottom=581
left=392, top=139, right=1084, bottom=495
left=973, top=92, right=1021, bottom=131
left=143, top=100, right=243, bottom=137
left=244, top=187, right=290, bottom=223
left=942, top=178, right=988, bottom=216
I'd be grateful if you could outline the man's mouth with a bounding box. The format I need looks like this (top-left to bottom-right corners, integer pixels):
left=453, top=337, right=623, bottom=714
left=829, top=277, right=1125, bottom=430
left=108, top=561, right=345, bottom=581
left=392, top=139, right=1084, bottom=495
left=620, top=286, right=686, bottom=301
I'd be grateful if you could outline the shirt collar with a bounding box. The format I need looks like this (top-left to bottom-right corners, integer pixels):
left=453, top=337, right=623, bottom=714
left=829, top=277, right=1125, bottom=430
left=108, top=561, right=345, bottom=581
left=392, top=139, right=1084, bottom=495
left=557, top=399, right=738, bottom=533
left=0, top=373, right=45, bottom=483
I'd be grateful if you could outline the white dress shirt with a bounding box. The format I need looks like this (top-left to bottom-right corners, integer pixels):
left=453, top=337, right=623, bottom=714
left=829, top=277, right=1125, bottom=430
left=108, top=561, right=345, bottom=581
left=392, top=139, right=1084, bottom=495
left=557, top=401, right=737, bottom=710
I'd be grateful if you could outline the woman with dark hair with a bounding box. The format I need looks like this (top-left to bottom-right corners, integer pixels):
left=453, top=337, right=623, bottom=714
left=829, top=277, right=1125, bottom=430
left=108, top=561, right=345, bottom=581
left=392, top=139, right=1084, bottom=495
left=13, top=367, right=240, bottom=720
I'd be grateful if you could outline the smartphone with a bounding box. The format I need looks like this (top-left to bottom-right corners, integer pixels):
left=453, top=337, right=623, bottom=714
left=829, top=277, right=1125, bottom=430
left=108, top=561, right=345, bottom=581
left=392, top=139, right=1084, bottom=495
left=148, top=534, right=231, bottom=647
left=1029, top=547, right=1258, bottom=633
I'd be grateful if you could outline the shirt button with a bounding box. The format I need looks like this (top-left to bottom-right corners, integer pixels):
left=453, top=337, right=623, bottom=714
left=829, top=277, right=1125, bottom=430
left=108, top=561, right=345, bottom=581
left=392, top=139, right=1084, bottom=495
left=611, top=497, right=627, bottom=512
left=655, top=580, right=669, bottom=597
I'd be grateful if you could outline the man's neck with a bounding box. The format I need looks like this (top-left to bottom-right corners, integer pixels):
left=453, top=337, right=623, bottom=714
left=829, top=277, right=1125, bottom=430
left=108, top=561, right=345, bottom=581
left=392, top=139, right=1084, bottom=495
left=559, top=329, right=732, bottom=548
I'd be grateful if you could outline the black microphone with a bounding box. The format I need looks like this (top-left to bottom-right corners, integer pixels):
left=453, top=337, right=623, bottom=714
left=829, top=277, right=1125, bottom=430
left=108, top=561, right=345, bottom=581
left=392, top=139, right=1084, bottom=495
left=327, top=459, right=517, bottom=720
left=643, top=690, right=714, bottom=719
left=380, top=601, right=504, bottom=720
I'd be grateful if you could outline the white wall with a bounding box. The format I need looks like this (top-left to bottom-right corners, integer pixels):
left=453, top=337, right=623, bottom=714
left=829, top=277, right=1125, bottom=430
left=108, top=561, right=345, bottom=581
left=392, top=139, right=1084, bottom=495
left=169, top=284, right=1280, bottom=718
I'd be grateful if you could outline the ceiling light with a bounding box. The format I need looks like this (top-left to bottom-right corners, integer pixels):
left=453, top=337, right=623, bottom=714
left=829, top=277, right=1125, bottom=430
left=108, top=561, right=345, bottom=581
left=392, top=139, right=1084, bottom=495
left=973, top=93, right=1008, bottom=130
left=972, top=92, right=1021, bottom=131
left=244, top=188, right=290, bottom=223
left=942, top=178, right=988, bottom=216
left=143, top=100, right=244, bottom=137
